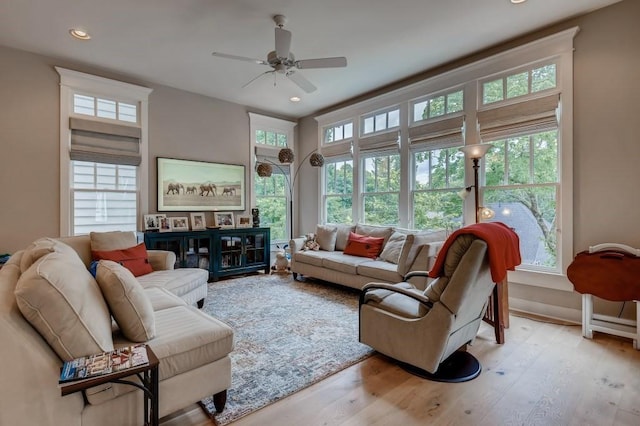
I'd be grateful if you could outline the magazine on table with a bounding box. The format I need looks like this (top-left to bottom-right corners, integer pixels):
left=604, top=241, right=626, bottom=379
left=59, top=344, right=149, bottom=384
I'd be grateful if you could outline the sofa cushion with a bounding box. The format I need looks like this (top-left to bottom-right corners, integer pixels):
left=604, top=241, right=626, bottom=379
left=322, top=252, right=372, bottom=274
left=344, top=232, right=385, bottom=259
left=96, top=260, right=155, bottom=342
left=293, top=249, right=331, bottom=267
left=357, top=260, right=403, bottom=283
left=355, top=224, right=394, bottom=245
left=19, top=237, right=80, bottom=273
left=90, top=231, right=137, bottom=251
left=146, top=306, right=234, bottom=380
left=136, top=268, right=209, bottom=300
left=406, top=230, right=448, bottom=268
left=315, top=225, right=338, bottom=251
left=143, top=287, right=187, bottom=311
left=332, top=224, right=356, bottom=251
left=15, top=252, right=114, bottom=361
left=379, top=231, right=407, bottom=264
left=92, top=242, right=154, bottom=277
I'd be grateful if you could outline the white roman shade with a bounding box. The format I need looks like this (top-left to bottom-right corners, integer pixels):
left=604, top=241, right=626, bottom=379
left=478, top=93, right=559, bottom=142
left=69, top=118, right=142, bottom=166
left=254, top=145, right=290, bottom=175
left=359, top=130, right=399, bottom=153
left=409, top=115, right=464, bottom=149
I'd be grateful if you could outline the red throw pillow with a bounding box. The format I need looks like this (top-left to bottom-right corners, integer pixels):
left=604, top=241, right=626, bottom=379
left=92, top=242, right=153, bottom=277
left=343, top=232, right=385, bottom=259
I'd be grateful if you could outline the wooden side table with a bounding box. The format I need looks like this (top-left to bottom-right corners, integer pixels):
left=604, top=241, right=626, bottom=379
left=60, top=346, right=160, bottom=426
left=482, top=278, right=509, bottom=344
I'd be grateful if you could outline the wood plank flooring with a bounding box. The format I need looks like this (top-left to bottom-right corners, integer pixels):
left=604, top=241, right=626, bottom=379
left=161, top=314, right=640, bottom=426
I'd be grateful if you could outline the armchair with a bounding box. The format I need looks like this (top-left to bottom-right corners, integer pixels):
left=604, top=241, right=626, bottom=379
left=359, top=234, right=495, bottom=382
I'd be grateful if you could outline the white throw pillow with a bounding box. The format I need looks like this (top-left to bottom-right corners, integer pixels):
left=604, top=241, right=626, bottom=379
left=15, top=252, right=114, bottom=361
left=315, top=225, right=338, bottom=251
left=379, top=232, right=407, bottom=264
left=96, top=260, right=156, bottom=342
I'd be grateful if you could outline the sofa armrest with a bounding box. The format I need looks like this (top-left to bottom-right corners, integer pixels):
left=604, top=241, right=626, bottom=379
left=288, top=238, right=305, bottom=268
left=148, top=250, right=176, bottom=271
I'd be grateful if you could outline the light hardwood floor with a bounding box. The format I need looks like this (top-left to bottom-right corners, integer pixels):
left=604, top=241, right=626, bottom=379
left=161, top=314, right=640, bottom=426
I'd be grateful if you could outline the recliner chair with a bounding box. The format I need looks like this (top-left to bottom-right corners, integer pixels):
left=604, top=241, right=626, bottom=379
left=359, top=234, right=495, bottom=382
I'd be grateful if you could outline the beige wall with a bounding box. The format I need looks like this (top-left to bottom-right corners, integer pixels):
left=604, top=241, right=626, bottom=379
left=0, top=46, right=267, bottom=253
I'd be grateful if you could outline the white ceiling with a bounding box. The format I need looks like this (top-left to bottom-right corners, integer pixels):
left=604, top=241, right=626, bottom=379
left=0, top=0, right=622, bottom=118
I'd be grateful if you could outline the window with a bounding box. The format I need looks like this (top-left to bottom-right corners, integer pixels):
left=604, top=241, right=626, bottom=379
left=72, top=162, right=137, bottom=234
left=362, top=153, right=400, bottom=225
left=249, top=113, right=296, bottom=242
left=483, top=130, right=559, bottom=269
left=412, top=147, right=464, bottom=231
left=324, top=121, right=353, bottom=143
left=324, top=159, right=353, bottom=224
left=482, top=63, right=557, bottom=105
left=361, top=108, right=400, bottom=135
left=57, top=67, right=151, bottom=236
left=412, top=89, right=463, bottom=123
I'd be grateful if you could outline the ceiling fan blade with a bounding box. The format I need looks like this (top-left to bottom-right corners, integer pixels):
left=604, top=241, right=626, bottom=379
left=242, top=70, right=275, bottom=89
left=212, top=52, right=268, bottom=65
left=286, top=70, right=317, bottom=93
left=296, top=57, right=347, bottom=69
left=275, top=27, right=291, bottom=59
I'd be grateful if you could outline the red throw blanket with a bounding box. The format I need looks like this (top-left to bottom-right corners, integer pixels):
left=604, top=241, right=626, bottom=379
left=429, top=222, right=521, bottom=283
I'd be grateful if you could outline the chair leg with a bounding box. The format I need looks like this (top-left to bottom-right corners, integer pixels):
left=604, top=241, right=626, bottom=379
left=213, top=390, right=227, bottom=413
left=401, top=351, right=482, bottom=383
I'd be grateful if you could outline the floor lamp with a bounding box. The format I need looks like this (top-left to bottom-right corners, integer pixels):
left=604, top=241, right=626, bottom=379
left=458, top=144, right=494, bottom=224
left=459, top=143, right=507, bottom=345
left=256, top=148, right=324, bottom=239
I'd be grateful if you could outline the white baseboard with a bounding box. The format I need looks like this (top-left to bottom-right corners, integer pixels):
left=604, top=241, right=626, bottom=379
left=509, top=297, right=582, bottom=325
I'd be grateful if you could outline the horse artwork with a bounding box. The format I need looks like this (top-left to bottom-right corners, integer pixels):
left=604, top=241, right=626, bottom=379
left=221, top=187, right=236, bottom=196
left=166, top=183, right=184, bottom=195
left=199, top=183, right=217, bottom=196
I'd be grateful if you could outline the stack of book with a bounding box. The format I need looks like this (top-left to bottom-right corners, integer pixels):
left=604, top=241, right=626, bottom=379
left=59, top=344, right=149, bottom=383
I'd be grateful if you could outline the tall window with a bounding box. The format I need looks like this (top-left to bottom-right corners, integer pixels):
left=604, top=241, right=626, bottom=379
left=57, top=68, right=151, bottom=236
left=324, top=159, right=353, bottom=224
left=362, top=153, right=400, bottom=225
left=249, top=113, right=296, bottom=243
left=412, top=147, right=464, bottom=231
left=483, top=130, right=559, bottom=269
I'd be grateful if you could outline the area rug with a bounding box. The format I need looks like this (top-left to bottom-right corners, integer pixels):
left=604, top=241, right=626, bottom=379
left=199, top=273, right=373, bottom=425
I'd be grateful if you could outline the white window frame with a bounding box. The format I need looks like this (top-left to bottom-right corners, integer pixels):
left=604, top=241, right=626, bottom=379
left=361, top=106, right=401, bottom=136
left=322, top=156, right=354, bottom=225
left=360, top=150, right=402, bottom=226
left=56, top=67, right=152, bottom=236
left=249, top=113, right=296, bottom=244
left=315, top=28, right=577, bottom=291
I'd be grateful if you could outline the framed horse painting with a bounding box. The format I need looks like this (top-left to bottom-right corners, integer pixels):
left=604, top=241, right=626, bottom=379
left=157, top=157, right=246, bottom=212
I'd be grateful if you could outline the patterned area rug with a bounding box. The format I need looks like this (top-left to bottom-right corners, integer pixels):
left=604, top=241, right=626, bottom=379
left=199, top=273, right=373, bottom=425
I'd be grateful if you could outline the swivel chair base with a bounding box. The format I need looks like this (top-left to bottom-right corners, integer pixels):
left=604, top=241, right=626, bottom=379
left=401, top=351, right=481, bottom=383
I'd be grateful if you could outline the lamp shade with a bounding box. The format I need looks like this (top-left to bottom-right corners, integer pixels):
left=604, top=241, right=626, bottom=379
left=278, top=148, right=295, bottom=164
left=459, top=144, right=491, bottom=159
left=309, top=152, right=324, bottom=167
left=256, top=162, right=272, bottom=177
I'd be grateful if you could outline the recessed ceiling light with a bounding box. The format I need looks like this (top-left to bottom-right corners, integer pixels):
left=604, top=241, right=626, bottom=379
left=69, top=28, right=91, bottom=40
left=290, top=96, right=301, bottom=102
left=511, top=0, right=527, bottom=4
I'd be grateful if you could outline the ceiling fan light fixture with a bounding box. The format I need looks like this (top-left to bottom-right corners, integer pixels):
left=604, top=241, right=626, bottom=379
left=69, top=28, right=91, bottom=40
left=290, top=96, right=301, bottom=102
left=510, top=0, right=527, bottom=4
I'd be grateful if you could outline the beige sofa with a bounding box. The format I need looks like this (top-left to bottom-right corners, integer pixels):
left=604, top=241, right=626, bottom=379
left=290, top=224, right=446, bottom=290
left=0, top=232, right=233, bottom=426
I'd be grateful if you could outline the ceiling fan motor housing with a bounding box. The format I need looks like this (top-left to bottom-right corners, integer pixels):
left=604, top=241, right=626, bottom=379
left=267, top=51, right=296, bottom=72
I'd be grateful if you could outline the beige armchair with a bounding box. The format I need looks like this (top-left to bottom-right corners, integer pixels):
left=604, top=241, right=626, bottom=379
left=359, top=234, right=495, bottom=382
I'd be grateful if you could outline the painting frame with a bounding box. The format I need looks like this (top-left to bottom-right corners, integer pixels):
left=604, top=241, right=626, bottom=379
left=158, top=215, right=172, bottom=232
left=170, top=216, right=190, bottom=231
left=190, top=212, right=206, bottom=230
left=236, top=215, right=252, bottom=228
left=157, top=157, right=246, bottom=212
left=143, top=214, right=160, bottom=231
left=214, top=212, right=235, bottom=229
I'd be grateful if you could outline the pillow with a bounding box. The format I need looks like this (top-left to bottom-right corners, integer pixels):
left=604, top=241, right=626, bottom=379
left=355, top=224, right=394, bottom=245
left=96, top=260, right=155, bottom=342
left=92, top=242, right=153, bottom=277
left=90, top=231, right=137, bottom=252
left=379, top=232, right=407, bottom=264
left=15, top=252, right=114, bottom=361
left=343, top=232, right=385, bottom=259
left=332, top=224, right=356, bottom=251
left=19, top=237, right=80, bottom=273
left=315, top=225, right=338, bottom=251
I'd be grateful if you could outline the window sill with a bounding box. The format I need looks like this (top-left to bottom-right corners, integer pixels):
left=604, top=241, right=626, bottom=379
left=507, top=268, right=574, bottom=292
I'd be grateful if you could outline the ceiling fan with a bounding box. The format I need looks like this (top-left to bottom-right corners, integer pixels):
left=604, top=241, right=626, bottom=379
left=212, top=14, right=347, bottom=93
